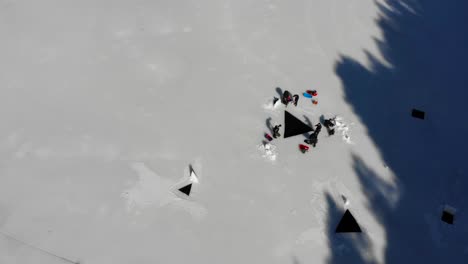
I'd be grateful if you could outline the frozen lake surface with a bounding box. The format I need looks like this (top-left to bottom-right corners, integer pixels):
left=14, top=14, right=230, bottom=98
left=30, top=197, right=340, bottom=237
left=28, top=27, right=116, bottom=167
left=1, top=0, right=467, bottom=263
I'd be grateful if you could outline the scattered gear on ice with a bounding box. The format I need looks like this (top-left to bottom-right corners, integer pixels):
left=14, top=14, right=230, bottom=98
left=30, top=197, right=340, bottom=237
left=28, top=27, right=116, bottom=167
left=258, top=142, right=278, bottom=162
left=262, top=97, right=282, bottom=111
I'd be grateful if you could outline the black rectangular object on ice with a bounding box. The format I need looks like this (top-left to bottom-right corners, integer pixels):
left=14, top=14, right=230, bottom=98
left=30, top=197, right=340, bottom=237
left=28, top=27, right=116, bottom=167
left=441, top=211, right=454, bottom=224
left=411, top=109, right=425, bottom=119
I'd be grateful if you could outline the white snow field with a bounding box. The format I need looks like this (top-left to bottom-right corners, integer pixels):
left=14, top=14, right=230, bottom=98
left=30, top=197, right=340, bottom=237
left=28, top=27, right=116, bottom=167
left=1, top=0, right=467, bottom=263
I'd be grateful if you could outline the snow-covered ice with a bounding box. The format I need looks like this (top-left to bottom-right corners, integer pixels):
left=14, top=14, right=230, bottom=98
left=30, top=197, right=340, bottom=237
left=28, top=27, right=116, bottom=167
left=122, top=162, right=176, bottom=211
left=0, top=0, right=467, bottom=263
left=258, top=142, right=278, bottom=162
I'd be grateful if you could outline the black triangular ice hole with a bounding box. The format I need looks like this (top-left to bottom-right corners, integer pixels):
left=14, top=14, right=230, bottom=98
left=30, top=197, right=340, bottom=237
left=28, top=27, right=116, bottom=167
left=284, top=111, right=313, bottom=138
left=335, top=209, right=362, bottom=233
left=178, top=184, right=192, bottom=196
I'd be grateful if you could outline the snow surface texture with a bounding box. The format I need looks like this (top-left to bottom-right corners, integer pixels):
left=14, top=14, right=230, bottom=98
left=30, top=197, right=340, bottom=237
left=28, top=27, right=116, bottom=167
left=334, top=116, right=353, bottom=144
left=122, top=162, right=176, bottom=211
left=1, top=0, right=467, bottom=264
left=258, top=142, right=278, bottom=163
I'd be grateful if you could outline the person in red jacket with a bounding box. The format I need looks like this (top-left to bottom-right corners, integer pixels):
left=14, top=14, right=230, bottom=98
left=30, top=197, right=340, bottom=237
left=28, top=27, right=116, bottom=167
left=282, top=90, right=293, bottom=105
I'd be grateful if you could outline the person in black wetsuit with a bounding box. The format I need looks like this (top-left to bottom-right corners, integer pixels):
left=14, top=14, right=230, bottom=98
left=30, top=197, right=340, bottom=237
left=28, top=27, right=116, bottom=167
left=272, top=124, right=281, bottom=138
left=304, top=123, right=322, bottom=147
left=292, top=94, right=299, bottom=106
left=314, top=123, right=322, bottom=134
left=304, top=132, right=318, bottom=147
left=323, top=118, right=336, bottom=135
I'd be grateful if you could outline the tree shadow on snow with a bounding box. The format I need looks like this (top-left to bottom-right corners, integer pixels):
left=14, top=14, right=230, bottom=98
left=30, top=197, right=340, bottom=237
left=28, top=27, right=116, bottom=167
left=327, top=0, right=468, bottom=263
left=325, top=192, right=375, bottom=264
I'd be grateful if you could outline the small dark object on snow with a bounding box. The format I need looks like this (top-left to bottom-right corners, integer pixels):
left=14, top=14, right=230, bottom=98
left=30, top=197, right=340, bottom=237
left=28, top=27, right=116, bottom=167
left=341, top=195, right=348, bottom=204
left=323, top=118, right=335, bottom=128
left=265, top=133, right=273, bottom=141
left=273, top=97, right=279, bottom=106
left=292, top=94, right=299, bottom=106
left=314, top=123, right=322, bottom=134
left=324, top=118, right=336, bottom=135
left=282, top=90, right=293, bottom=105
left=273, top=125, right=282, bottom=138
left=336, top=209, right=362, bottom=233
left=411, top=109, right=425, bottom=119
left=304, top=133, right=318, bottom=147
left=441, top=210, right=454, bottom=224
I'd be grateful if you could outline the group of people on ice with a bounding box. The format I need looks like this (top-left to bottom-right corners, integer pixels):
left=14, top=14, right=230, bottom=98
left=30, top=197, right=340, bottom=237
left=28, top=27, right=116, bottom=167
left=302, top=117, right=336, bottom=148
left=272, top=89, right=337, bottom=151
left=280, top=90, right=300, bottom=107
left=304, top=117, right=337, bottom=146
